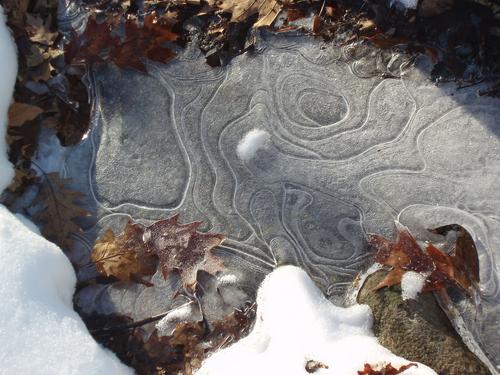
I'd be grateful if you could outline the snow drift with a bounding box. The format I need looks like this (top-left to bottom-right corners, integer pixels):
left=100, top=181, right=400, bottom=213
left=0, top=9, right=132, bottom=374
left=197, top=266, right=437, bottom=375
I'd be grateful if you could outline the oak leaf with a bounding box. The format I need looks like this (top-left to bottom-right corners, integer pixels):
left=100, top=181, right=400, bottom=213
left=35, top=172, right=90, bottom=250
left=143, top=214, right=225, bottom=291
left=92, top=222, right=157, bottom=283
left=368, top=223, right=480, bottom=296
left=65, top=12, right=178, bottom=71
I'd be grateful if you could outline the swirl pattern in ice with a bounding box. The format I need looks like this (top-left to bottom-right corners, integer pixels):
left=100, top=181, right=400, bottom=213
left=65, top=32, right=500, bottom=369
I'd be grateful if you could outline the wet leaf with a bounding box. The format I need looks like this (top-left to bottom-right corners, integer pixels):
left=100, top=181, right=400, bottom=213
left=143, top=214, right=225, bottom=291
left=370, top=225, right=433, bottom=272
left=35, top=172, right=90, bottom=250
left=92, top=222, right=157, bottom=283
left=369, top=223, right=480, bottom=296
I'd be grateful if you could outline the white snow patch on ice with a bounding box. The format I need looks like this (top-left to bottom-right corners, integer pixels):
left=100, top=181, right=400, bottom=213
left=0, top=205, right=133, bottom=374
left=401, top=271, right=427, bottom=300
left=236, top=129, right=271, bottom=161
left=0, top=6, right=17, bottom=191
left=197, top=266, right=437, bottom=375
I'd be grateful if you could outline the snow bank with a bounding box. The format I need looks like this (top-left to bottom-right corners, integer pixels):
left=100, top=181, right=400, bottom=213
left=0, top=10, right=130, bottom=374
left=198, top=266, right=436, bottom=375
left=0, top=205, right=132, bottom=374
left=237, top=129, right=271, bottom=161
left=0, top=6, right=16, bottom=191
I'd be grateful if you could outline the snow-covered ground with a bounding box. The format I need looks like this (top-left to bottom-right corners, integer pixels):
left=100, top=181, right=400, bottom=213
left=0, top=8, right=131, bottom=374
left=197, top=266, right=436, bottom=375
left=0, top=6, right=16, bottom=192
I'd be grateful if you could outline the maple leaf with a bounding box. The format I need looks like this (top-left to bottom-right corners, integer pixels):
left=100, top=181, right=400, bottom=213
left=368, top=223, right=480, bottom=296
left=358, top=362, right=417, bottom=375
left=35, top=172, right=90, bottom=250
left=91, top=221, right=157, bottom=284
left=143, top=214, right=225, bottom=291
left=209, top=0, right=283, bottom=28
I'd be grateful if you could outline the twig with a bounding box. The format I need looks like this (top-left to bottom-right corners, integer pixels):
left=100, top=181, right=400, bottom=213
left=91, top=311, right=171, bottom=335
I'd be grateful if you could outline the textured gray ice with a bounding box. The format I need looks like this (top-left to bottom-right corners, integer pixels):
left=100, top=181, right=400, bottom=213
left=64, top=31, right=500, bottom=369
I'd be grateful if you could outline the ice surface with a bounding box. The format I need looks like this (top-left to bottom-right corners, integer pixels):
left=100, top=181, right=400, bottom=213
left=401, top=271, right=426, bottom=300
left=0, top=205, right=132, bottom=374
left=197, top=266, right=437, bottom=375
left=58, top=24, right=500, bottom=368
left=0, top=7, right=16, bottom=192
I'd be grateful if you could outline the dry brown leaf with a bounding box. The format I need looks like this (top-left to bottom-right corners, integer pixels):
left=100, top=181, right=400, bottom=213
left=26, top=13, right=58, bottom=45
left=358, top=19, right=376, bottom=32
left=143, top=214, right=225, bottom=291
left=92, top=222, right=157, bottom=283
left=209, top=0, right=282, bottom=27
left=35, top=172, right=90, bottom=249
left=8, top=102, right=44, bottom=127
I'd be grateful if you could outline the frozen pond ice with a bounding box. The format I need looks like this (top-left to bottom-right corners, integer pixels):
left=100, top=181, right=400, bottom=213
left=65, top=32, right=500, bottom=370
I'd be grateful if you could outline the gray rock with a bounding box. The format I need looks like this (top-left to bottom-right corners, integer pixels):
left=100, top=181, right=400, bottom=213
left=357, top=270, right=491, bottom=375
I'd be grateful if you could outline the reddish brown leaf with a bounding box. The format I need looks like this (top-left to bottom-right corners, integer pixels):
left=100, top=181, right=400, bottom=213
left=65, top=12, right=178, bottom=71
left=369, top=224, right=481, bottom=297
left=374, top=267, right=406, bottom=291
left=369, top=226, right=433, bottom=273
left=143, top=214, right=225, bottom=291
left=429, top=224, right=480, bottom=294
left=358, top=362, right=417, bottom=375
